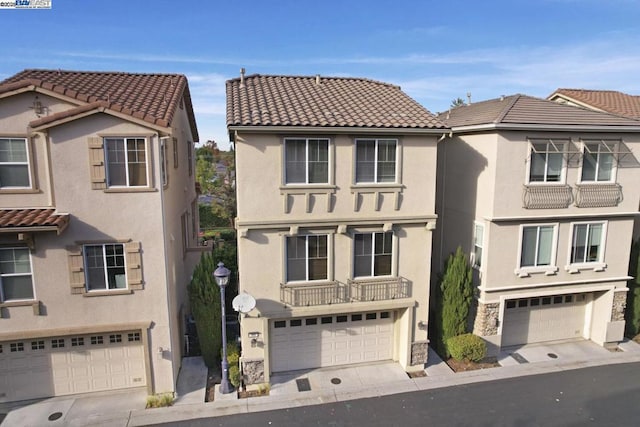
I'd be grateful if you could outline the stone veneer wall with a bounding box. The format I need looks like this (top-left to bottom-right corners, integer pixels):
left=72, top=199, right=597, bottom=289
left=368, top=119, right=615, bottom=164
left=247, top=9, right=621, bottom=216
left=612, top=291, right=627, bottom=322
left=242, top=359, right=264, bottom=385
left=473, top=302, right=499, bottom=336
left=410, top=341, right=428, bottom=365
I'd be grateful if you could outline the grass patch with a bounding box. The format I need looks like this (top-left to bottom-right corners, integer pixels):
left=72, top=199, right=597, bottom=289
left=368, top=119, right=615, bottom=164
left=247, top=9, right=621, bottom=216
left=146, top=393, right=174, bottom=409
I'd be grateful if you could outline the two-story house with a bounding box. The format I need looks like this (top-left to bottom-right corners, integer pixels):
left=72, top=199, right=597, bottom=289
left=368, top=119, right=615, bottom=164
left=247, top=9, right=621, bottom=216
left=226, top=72, right=447, bottom=384
left=435, top=94, right=640, bottom=354
left=0, top=69, right=201, bottom=402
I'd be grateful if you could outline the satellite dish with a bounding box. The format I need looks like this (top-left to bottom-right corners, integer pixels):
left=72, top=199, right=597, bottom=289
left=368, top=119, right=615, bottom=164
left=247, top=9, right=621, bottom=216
left=232, top=293, right=256, bottom=314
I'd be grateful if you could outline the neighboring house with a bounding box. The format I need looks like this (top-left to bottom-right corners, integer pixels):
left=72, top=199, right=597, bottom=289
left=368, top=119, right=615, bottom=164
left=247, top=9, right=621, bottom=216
left=0, top=69, right=201, bottom=403
left=435, top=94, right=640, bottom=354
left=548, top=89, right=640, bottom=120
left=226, top=72, right=447, bottom=384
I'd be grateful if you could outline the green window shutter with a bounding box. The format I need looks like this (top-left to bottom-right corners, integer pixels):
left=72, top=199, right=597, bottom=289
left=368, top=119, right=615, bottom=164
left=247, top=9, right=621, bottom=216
left=126, top=241, right=144, bottom=290
left=67, top=245, right=86, bottom=294
left=88, top=137, right=106, bottom=189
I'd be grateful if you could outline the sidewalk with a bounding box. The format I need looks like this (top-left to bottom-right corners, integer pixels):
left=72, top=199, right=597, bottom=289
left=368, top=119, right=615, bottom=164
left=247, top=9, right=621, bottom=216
left=3, top=339, right=640, bottom=426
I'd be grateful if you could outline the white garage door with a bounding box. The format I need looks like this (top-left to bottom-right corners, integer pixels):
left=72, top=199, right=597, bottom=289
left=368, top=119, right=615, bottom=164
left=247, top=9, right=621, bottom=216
left=502, top=293, right=587, bottom=347
left=0, top=331, right=146, bottom=403
left=270, top=311, right=394, bottom=372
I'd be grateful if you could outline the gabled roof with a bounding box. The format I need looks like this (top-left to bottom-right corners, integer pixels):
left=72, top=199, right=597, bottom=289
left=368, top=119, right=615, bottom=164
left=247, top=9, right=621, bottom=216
left=548, top=89, right=640, bottom=120
left=0, top=209, right=69, bottom=234
left=226, top=74, right=446, bottom=131
left=0, top=69, right=199, bottom=140
left=438, top=94, right=640, bottom=129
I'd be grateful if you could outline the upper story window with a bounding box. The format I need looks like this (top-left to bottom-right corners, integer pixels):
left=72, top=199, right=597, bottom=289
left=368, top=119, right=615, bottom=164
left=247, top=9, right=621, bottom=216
left=354, top=232, right=393, bottom=277
left=528, top=141, right=566, bottom=183
left=84, top=243, right=127, bottom=291
left=0, top=247, right=34, bottom=302
left=472, top=223, right=484, bottom=268
left=286, top=235, right=328, bottom=282
left=105, top=138, right=148, bottom=187
left=284, top=138, right=329, bottom=184
left=0, top=137, right=30, bottom=188
left=581, top=141, right=616, bottom=183
left=570, top=222, right=605, bottom=265
left=516, top=223, right=559, bottom=277
left=355, top=139, right=397, bottom=183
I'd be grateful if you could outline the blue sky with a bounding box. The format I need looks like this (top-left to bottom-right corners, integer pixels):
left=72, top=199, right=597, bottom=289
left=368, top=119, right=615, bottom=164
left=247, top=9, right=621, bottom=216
left=2, top=0, right=640, bottom=149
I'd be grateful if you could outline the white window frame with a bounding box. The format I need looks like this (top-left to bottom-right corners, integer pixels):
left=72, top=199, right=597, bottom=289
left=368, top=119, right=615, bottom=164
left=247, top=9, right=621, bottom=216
left=471, top=222, right=484, bottom=269
left=83, top=243, right=128, bottom=292
left=284, top=233, right=331, bottom=283
left=0, top=137, right=32, bottom=189
left=353, top=231, right=395, bottom=278
left=565, top=221, right=607, bottom=273
left=515, top=223, right=559, bottom=277
left=579, top=140, right=618, bottom=184
left=104, top=137, right=150, bottom=188
left=355, top=138, right=399, bottom=184
left=0, top=247, right=35, bottom=302
left=283, top=138, right=330, bottom=185
left=526, top=140, right=567, bottom=185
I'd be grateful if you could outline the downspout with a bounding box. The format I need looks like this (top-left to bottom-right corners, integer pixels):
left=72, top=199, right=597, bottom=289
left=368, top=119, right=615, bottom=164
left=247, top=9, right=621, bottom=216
left=437, top=132, right=452, bottom=271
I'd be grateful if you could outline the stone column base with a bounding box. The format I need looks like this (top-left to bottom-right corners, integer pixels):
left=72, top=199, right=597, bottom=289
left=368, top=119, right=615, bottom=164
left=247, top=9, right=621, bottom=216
left=242, top=358, right=265, bottom=385
left=410, top=341, right=428, bottom=366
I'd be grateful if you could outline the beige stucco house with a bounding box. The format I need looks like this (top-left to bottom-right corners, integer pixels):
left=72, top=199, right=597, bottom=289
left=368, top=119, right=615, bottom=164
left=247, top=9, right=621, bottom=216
left=0, top=69, right=201, bottom=402
left=435, top=94, right=640, bottom=354
left=226, top=72, right=447, bottom=383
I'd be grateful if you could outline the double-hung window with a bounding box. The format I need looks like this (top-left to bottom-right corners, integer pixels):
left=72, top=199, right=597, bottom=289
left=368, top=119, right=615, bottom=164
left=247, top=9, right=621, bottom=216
left=284, top=138, right=329, bottom=184
left=472, top=223, right=484, bottom=268
left=105, top=138, right=148, bottom=187
left=529, top=141, right=565, bottom=183
left=0, top=248, right=34, bottom=301
left=570, top=222, right=605, bottom=265
left=354, top=232, right=393, bottom=277
left=286, top=235, right=328, bottom=282
left=84, top=244, right=127, bottom=291
left=0, top=137, right=30, bottom=188
left=355, top=139, right=397, bottom=183
left=519, top=224, right=557, bottom=274
left=581, top=141, right=616, bottom=182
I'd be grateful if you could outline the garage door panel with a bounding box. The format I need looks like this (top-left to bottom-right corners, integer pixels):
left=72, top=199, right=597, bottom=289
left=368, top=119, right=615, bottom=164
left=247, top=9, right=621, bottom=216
left=270, top=311, right=394, bottom=372
left=0, top=331, right=146, bottom=403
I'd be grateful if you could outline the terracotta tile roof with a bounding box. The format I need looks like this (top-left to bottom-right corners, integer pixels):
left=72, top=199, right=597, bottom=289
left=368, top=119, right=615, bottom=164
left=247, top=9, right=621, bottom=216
left=438, top=94, right=640, bottom=128
left=0, top=69, right=199, bottom=140
left=226, top=74, right=446, bottom=130
left=0, top=209, right=69, bottom=232
left=549, top=89, right=640, bottom=120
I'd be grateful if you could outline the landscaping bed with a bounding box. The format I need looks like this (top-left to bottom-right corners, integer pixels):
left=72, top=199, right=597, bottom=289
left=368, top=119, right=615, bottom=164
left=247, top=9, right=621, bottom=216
left=445, top=356, right=500, bottom=372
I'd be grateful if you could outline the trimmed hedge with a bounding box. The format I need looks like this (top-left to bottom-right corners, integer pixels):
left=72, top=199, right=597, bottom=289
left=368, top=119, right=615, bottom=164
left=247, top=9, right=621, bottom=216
left=229, top=365, right=242, bottom=388
left=447, top=333, right=487, bottom=362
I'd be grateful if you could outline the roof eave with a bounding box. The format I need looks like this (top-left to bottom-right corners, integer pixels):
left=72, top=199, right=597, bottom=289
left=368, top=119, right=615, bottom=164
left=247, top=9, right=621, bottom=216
left=449, top=123, right=640, bottom=134
left=227, top=125, right=449, bottom=135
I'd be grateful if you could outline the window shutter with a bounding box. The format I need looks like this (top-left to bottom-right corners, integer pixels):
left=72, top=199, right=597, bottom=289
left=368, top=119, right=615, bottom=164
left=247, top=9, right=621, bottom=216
left=67, top=246, right=86, bottom=294
left=88, top=137, right=106, bottom=189
left=126, top=241, right=144, bottom=290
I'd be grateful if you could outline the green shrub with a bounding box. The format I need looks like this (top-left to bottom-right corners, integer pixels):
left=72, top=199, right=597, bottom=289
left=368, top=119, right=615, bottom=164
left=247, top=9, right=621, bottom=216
left=447, top=333, right=486, bottom=362
left=219, top=229, right=236, bottom=241
left=146, top=393, right=174, bottom=408
left=626, top=239, right=640, bottom=337
left=222, top=340, right=240, bottom=365
left=229, top=365, right=242, bottom=388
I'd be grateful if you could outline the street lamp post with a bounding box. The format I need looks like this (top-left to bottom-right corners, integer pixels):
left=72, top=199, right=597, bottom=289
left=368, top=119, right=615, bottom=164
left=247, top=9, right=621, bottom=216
left=213, top=262, right=233, bottom=394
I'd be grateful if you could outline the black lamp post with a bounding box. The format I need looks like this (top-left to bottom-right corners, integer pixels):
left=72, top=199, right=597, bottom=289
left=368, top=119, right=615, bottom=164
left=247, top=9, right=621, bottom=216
left=213, top=261, right=233, bottom=394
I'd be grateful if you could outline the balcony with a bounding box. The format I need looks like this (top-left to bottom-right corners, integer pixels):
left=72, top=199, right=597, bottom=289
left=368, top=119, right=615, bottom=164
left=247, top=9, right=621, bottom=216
left=280, top=277, right=410, bottom=307
left=522, top=185, right=573, bottom=209
left=280, top=281, right=349, bottom=307
left=575, top=184, right=623, bottom=208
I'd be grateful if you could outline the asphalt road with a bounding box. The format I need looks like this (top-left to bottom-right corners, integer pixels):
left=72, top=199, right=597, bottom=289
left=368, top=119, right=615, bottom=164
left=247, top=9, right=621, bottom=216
left=155, top=362, right=640, bottom=427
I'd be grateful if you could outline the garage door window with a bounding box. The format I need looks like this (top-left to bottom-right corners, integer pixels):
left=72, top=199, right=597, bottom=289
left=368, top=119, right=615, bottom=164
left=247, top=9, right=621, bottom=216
left=286, top=235, right=328, bottom=282
left=0, top=247, right=34, bottom=302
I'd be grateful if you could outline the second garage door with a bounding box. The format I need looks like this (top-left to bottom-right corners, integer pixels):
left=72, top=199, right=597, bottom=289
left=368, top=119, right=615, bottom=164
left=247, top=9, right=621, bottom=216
left=501, top=293, right=588, bottom=347
left=0, top=330, right=147, bottom=403
left=270, top=311, right=394, bottom=373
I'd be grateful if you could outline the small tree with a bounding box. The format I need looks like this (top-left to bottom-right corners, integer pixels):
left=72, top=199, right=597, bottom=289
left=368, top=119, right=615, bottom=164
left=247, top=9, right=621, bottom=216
left=435, top=247, right=473, bottom=358
left=450, top=97, right=466, bottom=108
left=188, top=252, right=221, bottom=367
left=626, top=239, right=640, bottom=337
